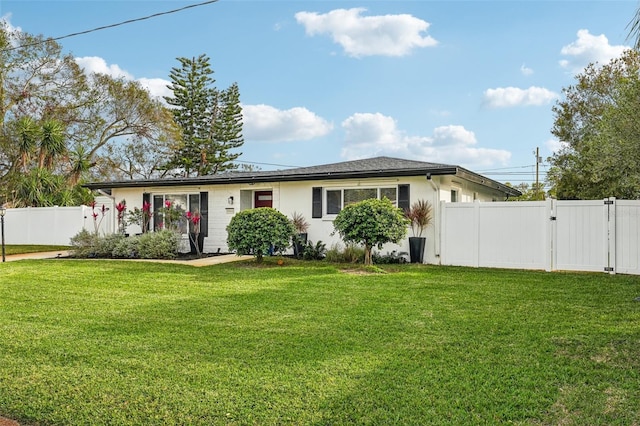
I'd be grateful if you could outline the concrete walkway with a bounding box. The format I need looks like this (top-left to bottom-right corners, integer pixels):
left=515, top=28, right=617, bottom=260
left=1, top=251, right=253, bottom=267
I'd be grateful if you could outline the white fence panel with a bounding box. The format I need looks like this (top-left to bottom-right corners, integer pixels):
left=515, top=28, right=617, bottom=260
left=477, top=201, right=551, bottom=270
left=441, top=201, right=551, bottom=271
left=3, top=200, right=115, bottom=246
left=614, top=200, right=640, bottom=275
left=553, top=200, right=608, bottom=273
left=440, top=202, right=478, bottom=267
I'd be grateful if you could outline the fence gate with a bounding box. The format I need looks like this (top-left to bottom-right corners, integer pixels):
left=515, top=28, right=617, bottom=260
left=552, top=199, right=613, bottom=273
left=441, top=198, right=640, bottom=275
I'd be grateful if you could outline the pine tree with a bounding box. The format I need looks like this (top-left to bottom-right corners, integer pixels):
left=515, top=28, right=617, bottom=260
left=209, top=82, right=243, bottom=173
left=164, top=55, right=243, bottom=176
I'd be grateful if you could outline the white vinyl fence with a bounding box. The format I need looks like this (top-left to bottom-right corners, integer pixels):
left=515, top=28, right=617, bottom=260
left=2, top=196, right=115, bottom=246
left=440, top=198, right=640, bottom=275
left=4, top=196, right=639, bottom=275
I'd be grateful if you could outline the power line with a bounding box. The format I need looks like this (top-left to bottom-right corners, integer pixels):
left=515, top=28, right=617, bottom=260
left=1, top=0, right=219, bottom=52
left=234, top=160, right=302, bottom=169
left=476, top=164, right=539, bottom=173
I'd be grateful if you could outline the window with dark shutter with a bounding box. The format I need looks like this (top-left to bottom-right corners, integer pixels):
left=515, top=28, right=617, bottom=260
left=398, top=184, right=410, bottom=211
left=312, top=187, right=322, bottom=218
left=199, top=192, right=208, bottom=237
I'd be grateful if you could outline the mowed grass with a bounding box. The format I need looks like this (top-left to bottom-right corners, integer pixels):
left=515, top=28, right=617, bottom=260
left=0, top=259, right=639, bottom=425
left=4, top=245, right=70, bottom=255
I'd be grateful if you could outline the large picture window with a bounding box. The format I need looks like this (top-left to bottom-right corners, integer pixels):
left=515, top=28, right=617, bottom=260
left=325, top=187, right=398, bottom=215
left=153, top=193, right=200, bottom=233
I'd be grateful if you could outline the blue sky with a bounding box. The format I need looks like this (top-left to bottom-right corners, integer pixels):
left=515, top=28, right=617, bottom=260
left=1, top=1, right=636, bottom=184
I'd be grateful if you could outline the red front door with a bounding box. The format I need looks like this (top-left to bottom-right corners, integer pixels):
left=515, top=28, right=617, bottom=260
left=254, top=191, right=273, bottom=208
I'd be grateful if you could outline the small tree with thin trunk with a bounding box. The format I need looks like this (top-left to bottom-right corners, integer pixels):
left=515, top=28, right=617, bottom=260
left=332, top=198, right=409, bottom=265
left=226, top=208, right=295, bottom=263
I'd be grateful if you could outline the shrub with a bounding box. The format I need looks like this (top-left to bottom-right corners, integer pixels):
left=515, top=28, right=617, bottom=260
left=333, top=198, right=409, bottom=265
left=302, top=240, right=327, bottom=260
left=93, top=233, right=126, bottom=258
left=406, top=199, right=433, bottom=237
left=325, top=243, right=344, bottom=263
left=227, top=208, right=295, bottom=263
left=69, top=229, right=99, bottom=258
left=372, top=250, right=409, bottom=264
left=343, top=243, right=366, bottom=263
left=324, top=243, right=365, bottom=263
left=137, top=230, right=180, bottom=259
left=112, top=235, right=140, bottom=258
left=290, top=211, right=309, bottom=234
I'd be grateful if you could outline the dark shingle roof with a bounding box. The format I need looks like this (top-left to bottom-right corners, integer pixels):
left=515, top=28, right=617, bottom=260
left=85, top=156, right=520, bottom=197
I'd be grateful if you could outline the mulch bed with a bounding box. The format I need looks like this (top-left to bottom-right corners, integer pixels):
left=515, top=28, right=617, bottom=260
left=0, top=416, right=19, bottom=426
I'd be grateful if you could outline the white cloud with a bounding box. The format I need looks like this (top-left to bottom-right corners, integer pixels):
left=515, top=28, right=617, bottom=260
left=559, top=29, right=628, bottom=72
left=75, top=56, right=133, bottom=80
left=340, top=113, right=511, bottom=168
left=1, top=14, right=23, bottom=48
left=1, top=13, right=20, bottom=32
left=242, top=104, right=333, bottom=142
left=138, top=78, right=172, bottom=99
left=75, top=57, right=172, bottom=100
left=483, top=86, right=558, bottom=108
left=520, top=64, right=533, bottom=76
left=545, top=138, right=567, bottom=154
left=295, top=8, right=437, bottom=57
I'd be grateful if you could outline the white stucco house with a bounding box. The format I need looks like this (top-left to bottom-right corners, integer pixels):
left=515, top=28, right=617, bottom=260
left=85, top=156, right=520, bottom=264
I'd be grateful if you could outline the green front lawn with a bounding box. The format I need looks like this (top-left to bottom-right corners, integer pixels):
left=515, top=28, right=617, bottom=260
left=3, top=245, right=70, bottom=255
left=1, top=260, right=639, bottom=425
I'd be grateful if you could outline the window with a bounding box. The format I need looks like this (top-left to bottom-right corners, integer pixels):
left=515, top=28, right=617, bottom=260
left=153, top=193, right=200, bottom=233
left=451, top=189, right=459, bottom=203
left=325, top=186, right=398, bottom=215
left=380, top=188, right=398, bottom=204
left=326, top=190, right=342, bottom=214
left=344, top=188, right=377, bottom=207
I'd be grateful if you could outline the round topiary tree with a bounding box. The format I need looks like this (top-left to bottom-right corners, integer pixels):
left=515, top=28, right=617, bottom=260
left=226, top=207, right=296, bottom=263
left=332, top=197, right=409, bottom=265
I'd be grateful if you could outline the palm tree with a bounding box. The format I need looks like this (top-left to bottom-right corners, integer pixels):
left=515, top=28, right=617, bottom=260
left=15, top=116, right=39, bottom=171
left=627, top=7, right=640, bottom=50
left=38, top=119, right=66, bottom=169
left=67, top=145, right=94, bottom=185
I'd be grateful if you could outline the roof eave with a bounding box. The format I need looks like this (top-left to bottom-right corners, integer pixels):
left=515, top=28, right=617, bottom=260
left=455, top=167, right=522, bottom=197
left=84, top=165, right=521, bottom=197
left=83, top=167, right=460, bottom=190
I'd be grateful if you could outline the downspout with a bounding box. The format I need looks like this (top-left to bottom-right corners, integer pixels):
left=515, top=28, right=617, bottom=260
left=426, top=173, right=441, bottom=264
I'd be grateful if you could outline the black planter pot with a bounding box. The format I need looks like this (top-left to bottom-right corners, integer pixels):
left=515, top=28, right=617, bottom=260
left=293, top=232, right=308, bottom=257
left=409, top=237, right=426, bottom=263
left=189, top=232, right=205, bottom=254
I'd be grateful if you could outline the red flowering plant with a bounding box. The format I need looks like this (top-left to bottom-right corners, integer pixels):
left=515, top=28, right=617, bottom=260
left=89, top=200, right=110, bottom=235
left=186, top=210, right=202, bottom=255
left=158, top=200, right=185, bottom=232
left=115, top=200, right=127, bottom=234
left=127, top=201, right=152, bottom=233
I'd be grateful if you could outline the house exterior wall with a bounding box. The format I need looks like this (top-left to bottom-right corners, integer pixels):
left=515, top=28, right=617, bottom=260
left=110, top=174, right=503, bottom=263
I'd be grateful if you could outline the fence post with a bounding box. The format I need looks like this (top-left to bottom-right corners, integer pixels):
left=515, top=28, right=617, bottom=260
left=439, top=200, right=447, bottom=265
left=473, top=201, right=480, bottom=268
left=545, top=198, right=554, bottom=272
left=607, top=197, right=616, bottom=275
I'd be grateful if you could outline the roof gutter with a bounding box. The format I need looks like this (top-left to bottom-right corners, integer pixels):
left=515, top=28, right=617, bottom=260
left=83, top=165, right=521, bottom=197
left=454, top=167, right=521, bottom=198
left=83, top=167, right=461, bottom=190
